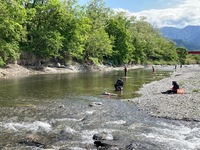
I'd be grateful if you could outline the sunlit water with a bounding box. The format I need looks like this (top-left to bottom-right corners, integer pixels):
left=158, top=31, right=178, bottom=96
left=0, top=68, right=200, bottom=149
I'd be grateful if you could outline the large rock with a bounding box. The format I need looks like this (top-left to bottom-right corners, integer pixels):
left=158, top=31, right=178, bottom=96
left=89, top=102, right=103, bottom=107
left=19, top=133, right=49, bottom=148
left=93, top=132, right=124, bottom=149
left=93, top=132, right=113, bottom=141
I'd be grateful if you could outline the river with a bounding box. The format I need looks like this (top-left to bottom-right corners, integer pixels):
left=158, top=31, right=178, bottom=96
left=0, top=68, right=200, bottom=150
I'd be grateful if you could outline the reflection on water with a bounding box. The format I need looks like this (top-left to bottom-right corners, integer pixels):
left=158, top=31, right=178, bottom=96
left=0, top=68, right=169, bottom=106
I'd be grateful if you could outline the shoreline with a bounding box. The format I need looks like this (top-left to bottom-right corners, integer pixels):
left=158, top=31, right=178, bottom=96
left=0, top=63, right=143, bottom=78
left=1, top=64, right=200, bottom=122
left=130, top=65, right=200, bottom=122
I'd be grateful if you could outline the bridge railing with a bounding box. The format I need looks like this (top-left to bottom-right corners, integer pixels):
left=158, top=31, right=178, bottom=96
left=188, top=51, right=200, bottom=54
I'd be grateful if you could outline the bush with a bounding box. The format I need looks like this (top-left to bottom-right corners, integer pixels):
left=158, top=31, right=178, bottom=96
left=0, top=58, right=5, bottom=67
left=192, top=89, right=200, bottom=93
left=186, top=55, right=200, bottom=64
left=89, top=57, right=100, bottom=65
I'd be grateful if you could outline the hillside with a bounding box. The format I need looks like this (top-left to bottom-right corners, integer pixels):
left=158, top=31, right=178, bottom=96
left=160, top=25, right=200, bottom=50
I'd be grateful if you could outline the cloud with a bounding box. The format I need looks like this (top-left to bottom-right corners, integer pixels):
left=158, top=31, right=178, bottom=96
left=114, top=0, right=200, bottom=28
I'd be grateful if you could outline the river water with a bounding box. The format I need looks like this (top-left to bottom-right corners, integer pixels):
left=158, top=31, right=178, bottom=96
left=0, top=68, right=200, bottom=150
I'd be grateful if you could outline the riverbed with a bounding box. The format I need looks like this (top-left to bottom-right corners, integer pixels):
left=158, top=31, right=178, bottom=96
left=0, top=66, right=200, bottom=149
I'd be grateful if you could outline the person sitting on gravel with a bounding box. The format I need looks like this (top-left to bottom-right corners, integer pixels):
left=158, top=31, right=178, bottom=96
left=161, top=81, right=179, bottom=94
left=114, top=78, right=124, bottom=91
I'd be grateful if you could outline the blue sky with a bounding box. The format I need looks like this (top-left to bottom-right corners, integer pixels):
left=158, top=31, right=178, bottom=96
left=78, top=0, right=200, bottom=28
left=99, top=0, right=177, bottom=12
left=78, top=0, right=178, bottom=12
left=78, top=0, right=169, bottom=11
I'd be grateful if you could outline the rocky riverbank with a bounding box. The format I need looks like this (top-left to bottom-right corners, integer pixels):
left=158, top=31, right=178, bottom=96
left=0, top=63, right=143, bottom=78
left=131, top=65, right=200, bottom=122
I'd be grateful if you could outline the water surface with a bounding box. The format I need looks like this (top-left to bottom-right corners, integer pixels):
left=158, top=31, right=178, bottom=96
left=0, top=68, right=168, bottom=106
left=1, top=68, right=200, bottom=150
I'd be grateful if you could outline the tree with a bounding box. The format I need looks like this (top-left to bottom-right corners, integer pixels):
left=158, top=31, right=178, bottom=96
left=84, top=28, right=113, bottom=64
left=82, top=0, right=113, bottom=64
left=157, top=39, right=178, bottom=63
left=22, top=0, right=65, bottom=61
left=129, top=20, right=155, bottom=64
left=106, top=14, right=134, bottom=65
left=0, top=0, right=180, bottom=66
left=59, top=1, right=91, bottom=63
left=176, top=47, right=188, bottom=65
left=129, top=19, right=177, bottom=64
left=0, top=0, right=26, bottom=66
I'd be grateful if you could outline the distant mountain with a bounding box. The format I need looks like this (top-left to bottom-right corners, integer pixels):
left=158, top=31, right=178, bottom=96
left=160, top=25, right=200, bottom=51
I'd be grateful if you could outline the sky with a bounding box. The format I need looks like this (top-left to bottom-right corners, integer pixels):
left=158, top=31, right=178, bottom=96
left=78, top=0, right=200, bottom=28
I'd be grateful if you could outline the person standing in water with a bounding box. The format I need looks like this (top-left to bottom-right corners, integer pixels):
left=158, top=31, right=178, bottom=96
left=152, top=66, right=155, bottom=73
left=124, top=65, right=128, bottom=77
left=114, top=78, right=124, bottom=91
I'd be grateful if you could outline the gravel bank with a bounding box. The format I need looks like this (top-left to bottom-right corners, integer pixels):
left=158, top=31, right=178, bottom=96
left=131, top=65, right=200, bottom=122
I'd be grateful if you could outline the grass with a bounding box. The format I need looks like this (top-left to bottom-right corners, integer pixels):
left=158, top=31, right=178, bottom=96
left=192, top=89, right=200, bottom=93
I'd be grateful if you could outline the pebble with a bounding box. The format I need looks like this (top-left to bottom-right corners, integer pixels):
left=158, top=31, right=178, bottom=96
left=130, top=65, right=200, bottom=122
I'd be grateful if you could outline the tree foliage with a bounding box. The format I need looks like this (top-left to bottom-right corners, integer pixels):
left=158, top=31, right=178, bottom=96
left=0, top=0, right=26, bottom=65
left=82, top=0, right=113, bottom=64
left=106, top=14, right=134, bottom=65
left=22, top=0, right=64, bottom=59
left=176, top=47, right=188, bottom=64
left=129, top=20, right=177, bottom=64
left=0, top=0, right=184, bottom=67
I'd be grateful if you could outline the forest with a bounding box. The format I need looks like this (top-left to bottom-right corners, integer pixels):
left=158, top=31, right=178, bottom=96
left=0, top=0, right=198, bottom=67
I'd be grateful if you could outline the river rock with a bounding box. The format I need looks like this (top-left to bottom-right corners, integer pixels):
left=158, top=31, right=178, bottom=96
left=94, top=140, right=122, bottom=150
left=125, top=140, right=160, bottom=150
left=102, top=92, right=117, bottom=96
left=93, top=132, right=124, bottom=149
left=58, top=105, right=65, bottom=108
left=89, top=102, right=103, bottom=107
left=125, top=142, right=143, bottom=150
left=19, top=133, right=49, bottom=148
left=93, top=132, right=113, bottom=141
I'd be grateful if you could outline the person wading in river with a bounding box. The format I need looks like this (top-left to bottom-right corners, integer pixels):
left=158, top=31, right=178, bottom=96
left=124, top=65, right=128, bottom=77
left=114, top=78, right=124, bottom=91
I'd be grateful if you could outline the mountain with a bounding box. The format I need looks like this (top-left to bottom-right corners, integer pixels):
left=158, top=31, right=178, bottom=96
left=160, top=25, right=200, bottom=51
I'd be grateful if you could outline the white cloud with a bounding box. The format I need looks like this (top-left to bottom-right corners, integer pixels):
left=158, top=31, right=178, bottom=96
left=114, top=0, right=200, bottom=28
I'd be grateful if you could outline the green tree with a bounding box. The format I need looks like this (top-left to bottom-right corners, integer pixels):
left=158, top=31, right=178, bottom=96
left=157, top=39, right=178, bottom=64
left=83, top=0, right=113, bottom=64
left=22, top=0, right=65, bottom=61
left=84, top=28, right=113, bottom=64
left=0, top=0, right=26, bottom=66
left=106, top=15, right=134, bottom=65
left=129, top=20, right=154, bottom=64
left=129, top=19, right=177, bottom=64
left=22, top=0, right=92, bottom=64
left=59, top=1, right=91, bottom=63
left=176, top=47, right=188, bottom=65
